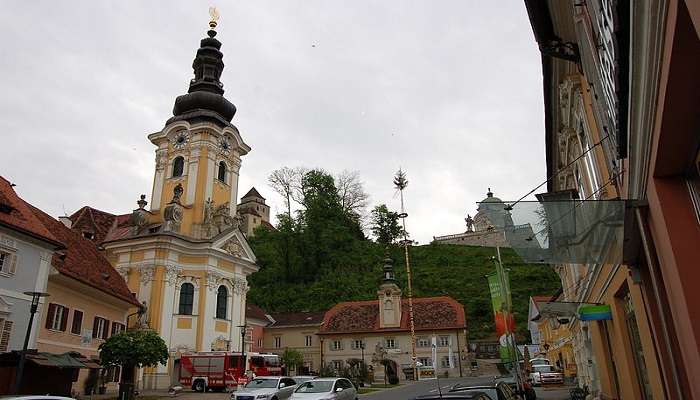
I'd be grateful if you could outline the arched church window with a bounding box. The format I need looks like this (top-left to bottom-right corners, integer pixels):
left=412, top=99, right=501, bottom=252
left=218, top=161, right=226, bottom=182
left=216, top=286, right=228, bottom=319
left=172, top=156, right=185, bottom=178
left=179, top=283, right=194, bottom=315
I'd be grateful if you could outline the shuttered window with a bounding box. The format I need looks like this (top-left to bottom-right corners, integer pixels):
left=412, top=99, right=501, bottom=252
left=45, top=303, right=69, bottom=331
left=0, top=319, right=13, bottom=352
left=111, top=322, right=125, bottom=336
left=0, top=250, right=17, bottom=274
left=93, top=317, right=109, bottom=339
left=71, top=310, right=83, bottom=335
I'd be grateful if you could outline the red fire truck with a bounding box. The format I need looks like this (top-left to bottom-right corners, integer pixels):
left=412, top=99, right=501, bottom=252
left=178, top=352, right=282, bottom=392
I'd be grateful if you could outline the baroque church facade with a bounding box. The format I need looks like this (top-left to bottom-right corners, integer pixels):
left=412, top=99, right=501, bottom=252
left=99, top=19, right=257, bottom=388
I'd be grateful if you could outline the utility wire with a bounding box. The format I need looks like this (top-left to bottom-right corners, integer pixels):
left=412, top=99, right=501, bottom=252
left=506, top=134, right=611, bottom=210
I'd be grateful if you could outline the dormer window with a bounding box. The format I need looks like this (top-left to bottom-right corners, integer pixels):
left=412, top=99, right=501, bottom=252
left=172, top=157, right=185, bottom=177
left=82, top=232, right=94, bottom=240
left=218, top=161, right=226, bottom=182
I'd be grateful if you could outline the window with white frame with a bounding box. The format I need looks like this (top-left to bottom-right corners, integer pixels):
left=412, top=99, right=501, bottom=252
left=0, top=250, right=17, bottom=275
left=274, top=336, right=281, bottom=348
left=331, top=340, right=342, bottom=351
left=385, top=338, right=396, bottom=349
left=46, top=303, right=68, bottom=331
left=332, top=360, right=343, bottom=370
left=111, top=322, right=126, bottom=336
left=577, top=121, right=601, bottom=198
left=305, top=335, right=313, bottom=347
left=418, top=357, right=432, bottom=367
left=257, top=338, right=263, bottom=348
left=417, top=337, right=430, bottom=348
left=351, top=339, right=364, bottom=350
left=438, top=336, right=449, bottom=347
left=440, top=356, right=450, bottom=368
left=0, top=318, right=12, bottom=352
left=93, top=317, right=109, bottom=340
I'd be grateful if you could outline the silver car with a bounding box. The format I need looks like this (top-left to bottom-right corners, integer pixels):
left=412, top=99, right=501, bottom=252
left=232, top=376, right=297, bottom=400
left=291, top=378, right=357, bottom=400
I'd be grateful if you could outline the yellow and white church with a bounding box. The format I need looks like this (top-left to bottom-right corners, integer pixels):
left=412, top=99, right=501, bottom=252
left=99, top=17, right=258, bottom=388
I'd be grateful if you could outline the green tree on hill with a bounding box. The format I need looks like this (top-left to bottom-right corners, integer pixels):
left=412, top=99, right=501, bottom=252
left=370, top=204, right=404, bottom=245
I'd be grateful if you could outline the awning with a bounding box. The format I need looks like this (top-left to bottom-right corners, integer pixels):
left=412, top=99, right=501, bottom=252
left=478, top=191, right=627, bottom=264
left=531, top=301, right=581, bottom=320
left=0, top=351, right=103, bottom=369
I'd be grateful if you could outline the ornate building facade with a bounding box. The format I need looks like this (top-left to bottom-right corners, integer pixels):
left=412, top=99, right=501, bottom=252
left=97, top=19, right=258, bottom=388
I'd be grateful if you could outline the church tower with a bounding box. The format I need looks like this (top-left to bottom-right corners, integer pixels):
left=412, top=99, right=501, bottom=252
left=102, top=12, right=258, bottom=389
left=378, top=255, right=402, bottom=328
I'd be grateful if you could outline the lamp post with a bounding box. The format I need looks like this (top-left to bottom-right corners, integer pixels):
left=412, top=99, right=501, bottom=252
left=238, top=324, right=247, bottom=377
left=12, top=291, right=49, bottom=394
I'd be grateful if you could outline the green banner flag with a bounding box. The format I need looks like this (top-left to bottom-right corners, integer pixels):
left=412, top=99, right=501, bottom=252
left=487, top=272, right=516, bottom=363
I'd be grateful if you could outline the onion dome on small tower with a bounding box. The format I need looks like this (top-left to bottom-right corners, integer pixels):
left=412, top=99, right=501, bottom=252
left=167, top=8, right=236, bottom=128
left=382, top=253, right=396, bottom=284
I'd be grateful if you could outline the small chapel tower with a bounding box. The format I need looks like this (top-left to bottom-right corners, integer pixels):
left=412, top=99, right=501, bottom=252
left=378, top=254, right=402, bottom=328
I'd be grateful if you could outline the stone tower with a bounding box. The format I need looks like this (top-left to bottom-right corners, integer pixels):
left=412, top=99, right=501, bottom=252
left=237, top=187, right=271, bottom=237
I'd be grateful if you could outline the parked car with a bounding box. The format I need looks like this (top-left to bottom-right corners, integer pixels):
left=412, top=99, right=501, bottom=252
left=413, top=393, right=493, bottom=400
left=529, top=364, right=564, bottom=386
left=450, top=381, right=521, bottom=400
left=291, top=376, right=317, bottom=385
left=291, top=378, right=357, bottom=400
left=493, top=375, right=536, bottom=400
left=528, top=358, right=551, bottom=367
left=232, top=376, right=297, bottom=400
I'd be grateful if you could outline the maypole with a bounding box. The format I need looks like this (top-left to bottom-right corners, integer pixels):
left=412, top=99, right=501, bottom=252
left=394, top=169, right=417, bottom=380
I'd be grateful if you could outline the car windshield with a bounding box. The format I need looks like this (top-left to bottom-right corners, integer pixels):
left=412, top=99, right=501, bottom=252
left=295, top=381, right=334, bottom=393
left=533, top=365, right=555, bottom=373
left=453, top=388, right=497, bottom=399
left=530, top=359, right=550, bottom=365
left=293, top=377, right=314, bottom=384
left=245, top=378, right=279, bottom=388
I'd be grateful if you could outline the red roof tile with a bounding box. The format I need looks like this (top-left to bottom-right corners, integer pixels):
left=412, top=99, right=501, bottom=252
left=246, top=304, right=270, bottom=322
left=0, top=177, right=61, bottom=247
left=319, top=296, right=466, bottom=334
left=531, top=295, right=553, bottom=302
left=241, top=187, right=265, bottom=201
left=268, top=311, right=326, bottom=327
left=69, top=206, right=119, bottom=244
left=27, top=205, right=140, bottom=307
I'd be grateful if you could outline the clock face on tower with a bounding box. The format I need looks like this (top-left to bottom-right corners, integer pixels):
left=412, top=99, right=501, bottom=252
left=172, top=130, right=189, bottom=150
left=218, top=137, right=231, bottom=155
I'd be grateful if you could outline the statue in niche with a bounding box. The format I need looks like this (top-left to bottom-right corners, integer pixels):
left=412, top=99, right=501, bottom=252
left=163, top=184, right=185, bottom=232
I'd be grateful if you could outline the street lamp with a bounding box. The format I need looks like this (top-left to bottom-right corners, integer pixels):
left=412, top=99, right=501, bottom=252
left=12, top=291, right=49, bottom=394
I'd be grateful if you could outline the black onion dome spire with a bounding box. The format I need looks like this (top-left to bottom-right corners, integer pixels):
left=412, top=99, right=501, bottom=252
left=168, top=25, right=236, bottom=127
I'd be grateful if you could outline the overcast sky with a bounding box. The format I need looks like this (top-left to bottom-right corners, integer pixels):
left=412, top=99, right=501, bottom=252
left=1, top=1, right=545, bottom=244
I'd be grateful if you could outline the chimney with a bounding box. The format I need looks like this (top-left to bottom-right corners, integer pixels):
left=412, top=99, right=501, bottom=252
left=59, top=216, right=72, bottom=229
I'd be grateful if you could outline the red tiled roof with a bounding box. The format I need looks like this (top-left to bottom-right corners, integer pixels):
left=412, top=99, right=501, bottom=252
left=268, top=311, right=326, bottom=327
left=319, top=296, right=466, bottom=334
left=102, top=213, right=132, bottom=243
left=261, top=220, right=276, bottom=230
left=69, top=206, right=119, bottom=244
left=27, top=205, right=140, bottom=307
left=0, top=177, right=61, bottom=247
left=531, top=295, right=553, bottom=302
left=246, top=304, right=270, bottom=322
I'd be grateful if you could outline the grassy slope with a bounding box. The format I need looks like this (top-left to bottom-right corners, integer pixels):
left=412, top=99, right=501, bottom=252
left=248, top=243, right=561, bottom=340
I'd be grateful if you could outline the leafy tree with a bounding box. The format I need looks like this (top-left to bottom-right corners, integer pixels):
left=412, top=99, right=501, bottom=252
left=280, top=348, right=304, bottom=373
left=370, top=204, right=404, bottom=245
left=99, top=330, right=168, bottom=400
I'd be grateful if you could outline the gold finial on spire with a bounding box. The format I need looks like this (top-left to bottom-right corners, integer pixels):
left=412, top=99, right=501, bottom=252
left=209, top=6, right=220, bottom=29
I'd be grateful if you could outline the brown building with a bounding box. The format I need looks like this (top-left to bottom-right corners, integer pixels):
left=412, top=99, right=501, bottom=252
left=524, top=1, right=700, bottom=399
left=317, top=256, right=467, bottom=381
left=262, top=311, right=326, bottom=375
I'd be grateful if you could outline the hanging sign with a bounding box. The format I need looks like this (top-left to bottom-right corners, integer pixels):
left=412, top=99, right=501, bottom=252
left=578, top=304, right=612, bottom=321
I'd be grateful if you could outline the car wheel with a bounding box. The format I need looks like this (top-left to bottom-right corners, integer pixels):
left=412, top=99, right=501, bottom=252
left=193, top=380, right=206, bottom=393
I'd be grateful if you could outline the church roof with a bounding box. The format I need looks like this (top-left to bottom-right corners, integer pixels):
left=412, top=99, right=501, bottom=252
left=241, top=187, right=265, bottom=201
left=27, top=204, right=141, bottom=307
left=0, top=176, right=61, bottom=247
left=69, top=206, right=120, bottom=244
left=319, top=296, right=466, bottom=335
